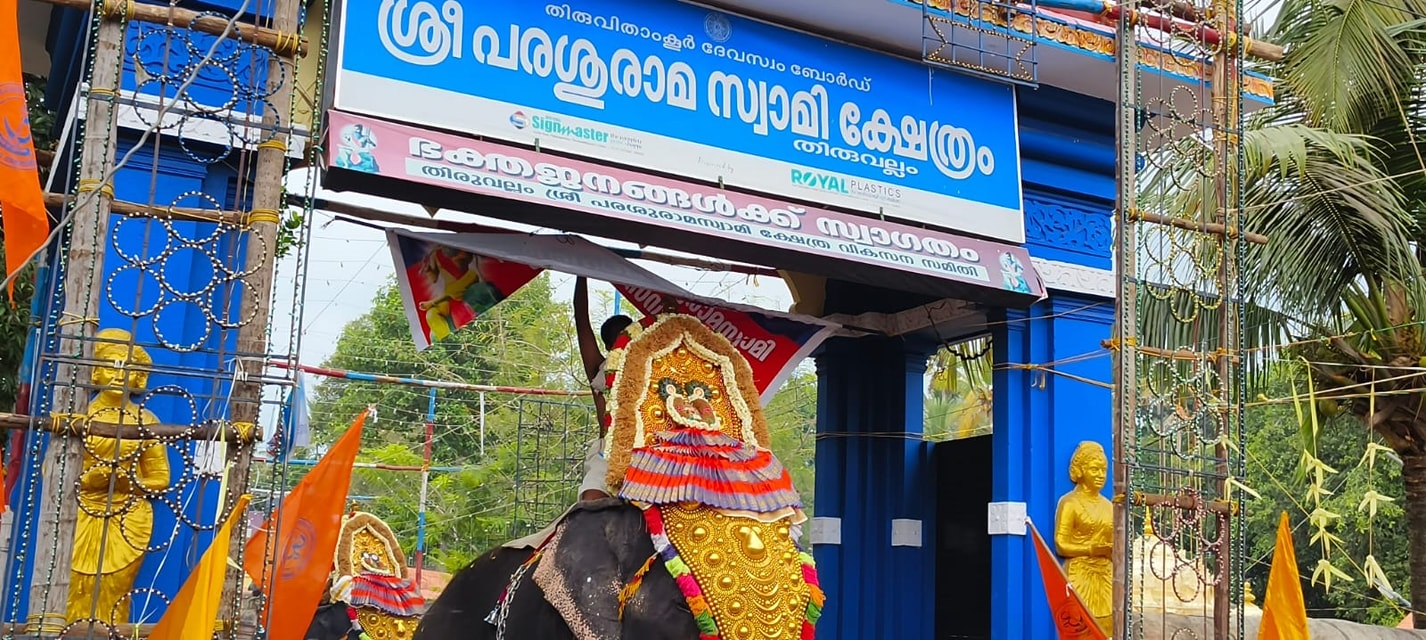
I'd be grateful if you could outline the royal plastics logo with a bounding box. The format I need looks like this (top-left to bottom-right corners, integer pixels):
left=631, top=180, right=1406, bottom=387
left=704, top=12, right=732, bottom=42
left=509, top=111, right=528, bottom=130
left=790, top=168, right=849, bottom=195
left=0, top=83, right=37, bottom=171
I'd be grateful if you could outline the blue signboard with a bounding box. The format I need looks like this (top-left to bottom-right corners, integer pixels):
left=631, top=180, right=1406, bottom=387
left=332, top=0, right=1025, bottom=242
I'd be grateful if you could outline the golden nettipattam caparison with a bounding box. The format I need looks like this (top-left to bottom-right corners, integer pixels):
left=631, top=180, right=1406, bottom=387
left=1055, top=441, right=1114, bottom=635
left=64, top=328, right=171, bottom=626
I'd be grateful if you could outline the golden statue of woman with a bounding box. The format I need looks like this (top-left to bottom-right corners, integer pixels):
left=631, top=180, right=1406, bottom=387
left=1055, top=441, right=1114, bottom=634
left=65, top=328, right=171, bottom=626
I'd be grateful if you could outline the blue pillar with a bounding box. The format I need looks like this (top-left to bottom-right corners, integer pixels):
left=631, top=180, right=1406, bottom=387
left=989, top=294, right=1113, bottom=639
left=813, top=334, right=937, bottom=640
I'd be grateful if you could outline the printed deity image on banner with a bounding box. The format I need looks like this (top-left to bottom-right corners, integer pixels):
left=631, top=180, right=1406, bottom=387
left=332, top=123, right=380, bottom=173
left=389, top=233, right=543, bottom=349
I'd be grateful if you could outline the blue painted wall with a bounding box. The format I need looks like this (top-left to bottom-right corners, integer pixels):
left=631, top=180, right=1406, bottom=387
left=813, top=329, right=939, bottom=640
left=988, top=86, right=1116, bottom=640
left=7, top=1, right=269, bottom=619
left=810, top=84, right=1116, bottom=640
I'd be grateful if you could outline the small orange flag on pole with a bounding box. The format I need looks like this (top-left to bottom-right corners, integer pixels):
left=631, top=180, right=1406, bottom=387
left=1029, top=521, right=1109, bottom=640
left=244, top=408, right=367, bottom=640
left=1258, top=512, right=1309, bottom=640
left=0, top=0, right=50, bottom=299
left=148, top=494, right=251, bottom=640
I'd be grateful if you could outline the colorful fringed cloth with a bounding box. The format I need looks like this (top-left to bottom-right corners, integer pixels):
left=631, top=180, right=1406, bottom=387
left=349, top=574, right=425, bottom=617
left=618, top=428, right=802, bottom=513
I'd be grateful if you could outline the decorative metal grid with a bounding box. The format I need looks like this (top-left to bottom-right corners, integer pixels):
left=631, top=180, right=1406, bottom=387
left=1112, top=1, right=1248, bottom=638
left=3, top=0, right=326, bottom=636
left=508, top=398, right=596, bottom=540
left=919, top=0, right=1038, bottom=86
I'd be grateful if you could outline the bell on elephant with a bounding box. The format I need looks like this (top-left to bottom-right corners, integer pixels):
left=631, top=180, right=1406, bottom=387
left=330, top=511, right=424, bottom=640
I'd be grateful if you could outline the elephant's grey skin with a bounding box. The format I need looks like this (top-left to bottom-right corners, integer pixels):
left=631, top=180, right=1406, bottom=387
left=414, top=498, right=701, bottom=639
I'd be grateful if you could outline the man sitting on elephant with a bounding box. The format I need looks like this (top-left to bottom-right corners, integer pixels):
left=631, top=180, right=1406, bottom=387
left=573, top=275, right=632, bottom=503
left=500, top=277, right=629, bottom=552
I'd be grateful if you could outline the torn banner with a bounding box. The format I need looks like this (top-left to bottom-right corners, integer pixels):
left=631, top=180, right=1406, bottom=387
left=387, top=229, right=837, bottom=403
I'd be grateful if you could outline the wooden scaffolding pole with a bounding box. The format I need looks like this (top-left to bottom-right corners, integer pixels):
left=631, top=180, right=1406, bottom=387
left=217, top=0, right=307, bottom=632
left=1209, top=1, right=1244, bottom=636
left=24, top=11, right=127, bottom=635
left=1109, top=6, right=1139, bottom=635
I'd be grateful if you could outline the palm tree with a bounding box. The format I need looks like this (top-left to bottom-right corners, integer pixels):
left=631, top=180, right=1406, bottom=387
left=1138, top=0, right=1426, bottom=621
left=925, top=338, right=993, bottom=440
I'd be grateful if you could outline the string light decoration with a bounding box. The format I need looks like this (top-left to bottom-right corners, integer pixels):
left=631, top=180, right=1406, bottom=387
left=1111, top=0, right=1250, bottom=637
left=3, top=0, right=326, bottom=635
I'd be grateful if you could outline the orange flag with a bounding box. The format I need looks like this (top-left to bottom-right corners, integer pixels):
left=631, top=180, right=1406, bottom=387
left=244, top=409, right=367, bottom=640
left=149, top=494, right=251, bottom=640
left=0, top=0, right=49, bottom=299
left=1258, top=512, right=1309, bottom=640
left=1029, top=521, right=1109, bottom=640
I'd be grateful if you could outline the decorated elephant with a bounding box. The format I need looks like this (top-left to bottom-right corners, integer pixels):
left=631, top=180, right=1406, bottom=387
left=416, top=312, right=825, bottom=640
left=329, top=511, right=425, bottom=639
left=415, top=498, right=700, bottom=639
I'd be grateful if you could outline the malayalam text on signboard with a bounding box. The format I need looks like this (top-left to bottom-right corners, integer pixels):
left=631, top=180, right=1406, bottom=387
left=326, top=111, right=1044, bottom=298
left=331, top=0, right=1026, bottom=242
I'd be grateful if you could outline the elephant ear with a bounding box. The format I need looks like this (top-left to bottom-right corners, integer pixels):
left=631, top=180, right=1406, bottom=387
left=531, top=499, right=642, bottom=640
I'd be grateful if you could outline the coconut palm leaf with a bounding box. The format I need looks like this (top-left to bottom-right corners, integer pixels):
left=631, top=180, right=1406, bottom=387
left=1277, top=0, right=1426, bottom=132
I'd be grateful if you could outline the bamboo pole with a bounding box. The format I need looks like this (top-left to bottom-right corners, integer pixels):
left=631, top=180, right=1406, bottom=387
left=0, top=412, right=261, bottom=442
left=27, top=0, right=307, bottom=56
left=45, top=191, right=246, bottom=225
left=24, top=11, right=126, bottom=634
left=1208, top=1, right=1243, bottom=636
left=1129, top=208, right=1268, bottom=245
left=217, top=0, right=306, bottom=628
left=1110, top=4, right=1140, bottom=637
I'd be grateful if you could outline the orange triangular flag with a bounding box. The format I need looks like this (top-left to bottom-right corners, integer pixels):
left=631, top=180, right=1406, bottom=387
left=1258, top=512, right=1309, bottom=640
left=1029, top=521, right=1109, bottom=640
left=244, top=409, right=367, bottom=640
left=148, top=494, right=251, bottom=640
left=0, top=0, right=49, bottom=300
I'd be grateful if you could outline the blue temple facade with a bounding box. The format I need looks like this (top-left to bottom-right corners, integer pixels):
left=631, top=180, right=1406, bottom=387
left=8, top=0, right=1271, bottom=636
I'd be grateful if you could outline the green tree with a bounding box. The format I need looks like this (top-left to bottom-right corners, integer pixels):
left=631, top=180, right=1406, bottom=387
left=302, top=273, right=589, bottom=568
left=308, top=273, right=584, bottom=463
left=764, top=369, right=818, bottom=533
left=1242, top=372, right=1409, bottom=624
left=299, top=274, right=822, bottom=570
left=924, top=339, right=993, bottom=440
left=1138, top=0, right=1426, bottom=618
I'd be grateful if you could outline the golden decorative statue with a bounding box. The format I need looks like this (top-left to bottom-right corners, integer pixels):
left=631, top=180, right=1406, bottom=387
left=1055, top=440, right=1113, bottom=634
left=330, top=511, right=424, bottom=640
left=592, top=313, right=821, bottom=640
left=65, top=328, right=171, bottom=626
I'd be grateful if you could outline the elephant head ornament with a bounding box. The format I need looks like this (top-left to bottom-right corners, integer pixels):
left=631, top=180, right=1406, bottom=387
left=583, top=313, right=823, bottom=639
left=416, top=313, right=824, bottom=640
